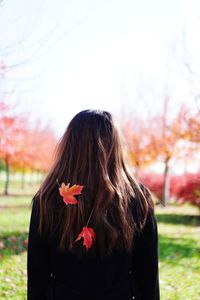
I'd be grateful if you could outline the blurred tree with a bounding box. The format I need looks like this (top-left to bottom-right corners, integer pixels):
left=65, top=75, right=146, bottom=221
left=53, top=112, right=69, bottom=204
left=185, top=111, right=200, bottom=144
left=0, top=100, right=57, bottom=194
left=122, top=100, right=191, bottom=206
left=147, top=99, right=189, bottom=206
left=122, top=116, right=155, bottom=178
left=0, top=113, right=26, bottom=194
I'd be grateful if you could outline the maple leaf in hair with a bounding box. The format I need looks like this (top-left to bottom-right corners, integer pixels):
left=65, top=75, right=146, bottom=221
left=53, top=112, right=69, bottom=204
left=76, top=226, right=96, bottom=250
left=59, top=183, right=84, bottom=205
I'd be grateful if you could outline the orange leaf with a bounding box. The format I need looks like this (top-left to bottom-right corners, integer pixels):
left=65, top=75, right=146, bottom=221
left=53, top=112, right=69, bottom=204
left=75, top=226, right=96, bottom=250
left=59, top=182, right=84, bottom=205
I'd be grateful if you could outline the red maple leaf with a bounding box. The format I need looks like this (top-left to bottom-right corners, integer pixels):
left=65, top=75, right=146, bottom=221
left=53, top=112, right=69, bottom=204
left=59, top=182, right=84, bottom=205
left=75, top=226, right=96, bottom=250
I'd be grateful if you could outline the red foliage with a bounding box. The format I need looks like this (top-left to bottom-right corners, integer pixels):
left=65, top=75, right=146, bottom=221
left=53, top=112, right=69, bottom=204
left=0, top=101, right=57, bottom=173
left=138, top=172, right=164, bottom=200
left=139, top=171, right=200, bottom=208
left=171, top=173, right=200, bottom=208
left=59, top=183, right=84, bottom=205
left=76, top=227, right=96, bottom=250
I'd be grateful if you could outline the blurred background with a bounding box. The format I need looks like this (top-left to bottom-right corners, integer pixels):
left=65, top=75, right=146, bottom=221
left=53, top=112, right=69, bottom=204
left=0, top=0, right=200, bottom=299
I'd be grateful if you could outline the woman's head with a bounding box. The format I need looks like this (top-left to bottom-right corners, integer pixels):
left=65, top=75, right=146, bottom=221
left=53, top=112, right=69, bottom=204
left=55, top=110, right=124, bottom=188
left=36, top=110, right=152, bottom=256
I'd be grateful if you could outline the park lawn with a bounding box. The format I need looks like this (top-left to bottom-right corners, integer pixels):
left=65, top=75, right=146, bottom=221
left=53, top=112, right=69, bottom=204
left=156, top=204, right=200, bottom=300
left=0, top=196, right=31, bottom=299
left=0, top=196, right=200, bottom=300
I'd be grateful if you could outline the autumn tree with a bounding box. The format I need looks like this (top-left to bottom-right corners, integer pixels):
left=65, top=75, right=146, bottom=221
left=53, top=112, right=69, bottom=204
left=121, top=116, right=156, bottom=178
left=122, top=98, right=193, bottom=205
left=0, top=101, right=57, bottom=194
left=0, top=109, right=28, bottom=194
left=184, top=110, right=200, bottom=144
left=147, top=99, right=190, bottom=205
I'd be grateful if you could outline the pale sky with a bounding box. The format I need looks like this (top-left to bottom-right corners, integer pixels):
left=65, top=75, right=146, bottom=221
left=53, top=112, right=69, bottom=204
left=1, top=0, right=200, bottom=136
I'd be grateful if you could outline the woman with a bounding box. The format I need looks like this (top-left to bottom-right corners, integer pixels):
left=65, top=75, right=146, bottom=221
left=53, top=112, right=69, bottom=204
left=27, top=110, right=160, bottom=300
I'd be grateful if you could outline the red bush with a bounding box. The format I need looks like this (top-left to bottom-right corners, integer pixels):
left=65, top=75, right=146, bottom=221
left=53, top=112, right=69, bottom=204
left=138, top=171, right=200, bottom=208
left=138, top=172, right=164, bottom=200
left=172, top=173, right=200, bottom=208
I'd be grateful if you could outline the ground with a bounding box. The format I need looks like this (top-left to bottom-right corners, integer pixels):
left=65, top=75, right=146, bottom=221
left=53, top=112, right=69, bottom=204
left=0, top=193, right=199, bottom=300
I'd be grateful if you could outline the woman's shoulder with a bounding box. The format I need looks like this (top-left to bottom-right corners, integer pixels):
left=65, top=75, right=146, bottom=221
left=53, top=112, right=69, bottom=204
left=30, top=192, right=40, bottom=213
left=129, top=182, right=156, bottom=231
left=139, top=182, right=154, bottom=207
left=137, top=183, right=157, bottom=235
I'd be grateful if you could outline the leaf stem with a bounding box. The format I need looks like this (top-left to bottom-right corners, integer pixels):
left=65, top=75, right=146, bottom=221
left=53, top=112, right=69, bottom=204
left=86, top=206, right=95, bottom=227
left=56, top=178, right=61, bottom=187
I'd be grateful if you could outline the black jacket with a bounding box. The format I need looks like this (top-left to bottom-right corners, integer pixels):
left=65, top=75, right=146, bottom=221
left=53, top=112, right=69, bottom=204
left=27, top=199, right=160, bottom=300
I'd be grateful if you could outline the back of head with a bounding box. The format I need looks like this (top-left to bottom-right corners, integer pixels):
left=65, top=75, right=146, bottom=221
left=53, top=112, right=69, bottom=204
left=36, top=110, right=152, bottom=257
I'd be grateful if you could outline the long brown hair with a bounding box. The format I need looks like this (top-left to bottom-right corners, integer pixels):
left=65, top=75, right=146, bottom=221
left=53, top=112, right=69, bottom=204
left=33, top=110, right=153, bottom=256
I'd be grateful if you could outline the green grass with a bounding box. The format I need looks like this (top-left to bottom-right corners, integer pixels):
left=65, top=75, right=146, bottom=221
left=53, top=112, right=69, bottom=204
left=156, top=203, right=200, bottom=300
left=0, top=196, right=32, bottom=299
left=0, top=196, right=200, bottom=299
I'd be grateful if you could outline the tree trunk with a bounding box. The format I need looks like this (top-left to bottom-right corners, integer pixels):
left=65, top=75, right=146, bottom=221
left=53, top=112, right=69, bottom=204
left=21, top=167, right=25, bottom=189
left=4, top=159, right=10, bottom=195
left=36, top=170, right=40, bottom=184
left=161, top=160, right=170, bottom=206
left=29, top=169, right=34, bottom=186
